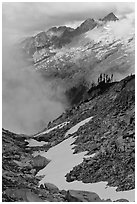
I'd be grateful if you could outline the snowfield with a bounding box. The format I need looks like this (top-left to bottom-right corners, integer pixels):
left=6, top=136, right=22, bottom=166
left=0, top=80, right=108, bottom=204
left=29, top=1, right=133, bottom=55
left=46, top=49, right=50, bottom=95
left=65, top=116, right=93, bottom=137
left=25, top=139, right=48, bottom=147
left=31, top=116, right=135, bottom=202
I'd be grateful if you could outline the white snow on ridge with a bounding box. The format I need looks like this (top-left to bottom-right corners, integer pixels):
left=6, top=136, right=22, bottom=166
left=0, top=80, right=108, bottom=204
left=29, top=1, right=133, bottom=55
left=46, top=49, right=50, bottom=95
left=65, top=116, right=93, bottom=138
left=26, top=139, right=48, bottom=147
left=36, top=136, right=87, bottom=185
left=35, top=121, right=69, bottom=137
left=86, top=18, right=134, bottom=46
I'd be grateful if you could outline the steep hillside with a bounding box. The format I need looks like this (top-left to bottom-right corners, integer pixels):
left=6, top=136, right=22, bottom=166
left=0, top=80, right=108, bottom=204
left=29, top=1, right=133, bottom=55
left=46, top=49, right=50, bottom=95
left=65, top=75, right=135, bottom=191
left=2, top=75, right=135, bottom=201
left=36, top=75, right=135, bottom=191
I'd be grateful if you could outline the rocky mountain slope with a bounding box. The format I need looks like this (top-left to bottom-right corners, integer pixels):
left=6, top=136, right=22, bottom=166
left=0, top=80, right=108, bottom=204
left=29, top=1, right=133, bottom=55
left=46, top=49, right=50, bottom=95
left=2, top=74, right=135, bottom=202
left=2, top=129, right=79, bottom=202
left=35, top=74, right=135, bottom=194
left=65, top=75, right=135, bottom=192
left=1, top=130, right=114, bottom=202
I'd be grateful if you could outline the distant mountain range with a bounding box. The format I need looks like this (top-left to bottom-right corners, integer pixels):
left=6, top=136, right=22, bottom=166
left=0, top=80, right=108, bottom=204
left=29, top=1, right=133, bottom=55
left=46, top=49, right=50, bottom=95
left=19, top=12, right=135, bottom=105
left=21, top=12, right=119, bottom=56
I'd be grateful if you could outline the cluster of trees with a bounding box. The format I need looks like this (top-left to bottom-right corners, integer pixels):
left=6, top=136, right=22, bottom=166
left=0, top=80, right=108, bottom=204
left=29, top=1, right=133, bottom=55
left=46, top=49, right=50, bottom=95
left=98, top=73, right=113, bottom=85
left=90, top=73, right=114, bottom=89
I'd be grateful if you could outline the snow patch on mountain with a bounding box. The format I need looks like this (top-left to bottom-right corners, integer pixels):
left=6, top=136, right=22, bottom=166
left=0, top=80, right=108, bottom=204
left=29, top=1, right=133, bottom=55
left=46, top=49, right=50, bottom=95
left=65, top=116, right=93, bottom=138
left=86, top=17, right=134, bottom=45
left=35, top=121, right=69, bottom=137
left=26, top=139, right=48, bottom=147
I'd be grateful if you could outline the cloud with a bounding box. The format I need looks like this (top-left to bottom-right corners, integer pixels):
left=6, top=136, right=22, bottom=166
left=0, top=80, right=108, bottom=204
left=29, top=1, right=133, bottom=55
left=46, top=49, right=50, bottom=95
left=2, top=43, right=67, bottom=134
left=2, top=18, right=68, bottom=134
left=2, top=2, right=135, bottom=36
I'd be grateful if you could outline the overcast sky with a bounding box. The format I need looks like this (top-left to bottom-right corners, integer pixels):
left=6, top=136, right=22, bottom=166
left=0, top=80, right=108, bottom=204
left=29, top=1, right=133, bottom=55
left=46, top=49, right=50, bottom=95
left=3, top=2, right=135, bottom=40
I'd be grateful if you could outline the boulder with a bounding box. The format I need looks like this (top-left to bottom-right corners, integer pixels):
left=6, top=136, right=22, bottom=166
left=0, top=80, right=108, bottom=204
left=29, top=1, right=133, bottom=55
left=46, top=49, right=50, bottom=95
left=5, top=188, right=44, bottom=202
left=66, top=190, right=102, bottom=202
left=115, top=199, right=129, bottom=202
left=44, top=183, right=59, bottom=193
left=60, top=189, right=67, bottom=196
left=32, top=155, right=50, bottom=169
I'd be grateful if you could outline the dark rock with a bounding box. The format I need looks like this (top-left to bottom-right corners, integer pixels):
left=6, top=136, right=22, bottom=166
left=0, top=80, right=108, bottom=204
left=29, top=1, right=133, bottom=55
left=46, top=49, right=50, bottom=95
left=75, top=18, right=97, bottom=34
left=115, top=199, right=129, bottom=202
left=66, top=190, right=102, bottom=202
left=103, top=199, right=112, bottom=202
left=5, top=188, right=44, bottom=202
left=32, top=155, right=50, bottom=170
left=44, top=183, right=59, bottom=193
left=40, top=184, right=45, bottom=189
left=102, top=12, right=119, bottom=22
left=60, top=189, right=67, bottom=196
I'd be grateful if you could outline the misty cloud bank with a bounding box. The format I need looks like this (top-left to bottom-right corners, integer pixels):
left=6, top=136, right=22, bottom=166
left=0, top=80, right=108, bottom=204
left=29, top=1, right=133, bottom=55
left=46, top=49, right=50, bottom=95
left=2, top=34, right=68, bottom=135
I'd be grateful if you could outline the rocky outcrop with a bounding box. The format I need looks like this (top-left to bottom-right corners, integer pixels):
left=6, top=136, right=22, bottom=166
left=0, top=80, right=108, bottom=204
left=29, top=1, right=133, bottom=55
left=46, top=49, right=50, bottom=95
left=46, top=26, right=74, bottom=38
left=66, top=190, right=102, bottom=202
left=32, top=155, right=50, bottom=172
left=5, top=188, right=45, bottom=202
left=102, top=12, right=119, bottom=22
left=75, top=18, right=97, bottom=34
left=115, top=199, right=129, bottom=202
left=41, top=183, right=59, bottom=193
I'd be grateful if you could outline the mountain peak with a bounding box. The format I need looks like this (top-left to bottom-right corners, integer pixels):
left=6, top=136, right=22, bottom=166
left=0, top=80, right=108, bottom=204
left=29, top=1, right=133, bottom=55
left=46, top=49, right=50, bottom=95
left=80, top=18, right=95, bottom=26
left=102, top=12, right=119, bottom=22
left=84, top=18, right=95, bottom=23
left=46, top=26, right=74, bottom=39
left=47, top=26, right=74, bottom=33
left=76, top=18, right=97, bottom=33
